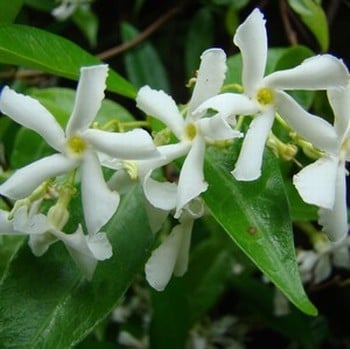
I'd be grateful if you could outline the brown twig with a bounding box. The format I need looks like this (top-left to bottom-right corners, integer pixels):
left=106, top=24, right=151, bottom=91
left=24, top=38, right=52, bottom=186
left=0, top=69, right=49, bottom=80
left=279, top=0, right=298, bottom=46
left=97, top=6, right=181, bottom=60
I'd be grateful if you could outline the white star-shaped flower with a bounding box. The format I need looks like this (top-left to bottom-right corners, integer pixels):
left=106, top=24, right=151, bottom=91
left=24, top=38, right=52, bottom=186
left=136, top=48, right=256, bottom=217
left=200, top=8, right=348, bottom=181
left=294, top=80, right=350, bottom=241
left=145, top=198, right=204, bottom=291
left=297, top=236, right=350, bottom=283
left=0, top=65, right=160, bottom=236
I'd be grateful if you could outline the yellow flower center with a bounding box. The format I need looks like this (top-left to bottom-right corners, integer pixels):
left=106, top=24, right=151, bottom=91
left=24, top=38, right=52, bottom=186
left=185, top=122, right=197, bottom=141
left=66, top=135, right=87, bottom=157
left=256, top=87, right=274, bottom=106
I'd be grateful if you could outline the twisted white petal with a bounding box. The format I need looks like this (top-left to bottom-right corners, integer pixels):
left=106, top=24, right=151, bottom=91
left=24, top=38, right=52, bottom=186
left=234, top=8, right=267, bottom=97
left=232, top=109, right=274, bottom=181
left=0, top=86, right=65, bottom=152
left=0, top=153, right=77, bottom=200
left=66, top=65, right=108, bottom=136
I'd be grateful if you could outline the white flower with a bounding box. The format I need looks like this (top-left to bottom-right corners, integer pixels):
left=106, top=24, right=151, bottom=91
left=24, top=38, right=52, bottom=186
left=201, top=8, right=347, bottom=181
left=145, top=198, right=204, bottom=291
left=52, top=0, right=90, bottom=21
left=293, top=80, right=350, bottom=241
left=136, top=48, right=256, bottom=217
left=0, top=65, right=160, bottom=236
left=7, top=205, right=111, bottom=280
left=297, top=236, right=350, bottom=283
left=104, top=143, right=187, bottom=232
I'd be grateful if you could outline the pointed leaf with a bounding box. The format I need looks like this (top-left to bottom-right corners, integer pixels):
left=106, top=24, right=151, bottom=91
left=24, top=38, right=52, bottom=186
left=0, top=185, right=154, bottom=348
left=0, top=24, right=136, bottom=98
left=0, top=0, right=24, bottom=23
left=203, top=144, right=317, bottom=315
left=288, top=0, right=329, bottom=51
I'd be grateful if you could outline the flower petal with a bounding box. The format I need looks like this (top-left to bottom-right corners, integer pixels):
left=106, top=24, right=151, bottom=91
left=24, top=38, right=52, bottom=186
left=234, top=8, right=267, bottom=97
left=81, top=150, right=120, bottom=235
left=197, top=114, right=242, bottom=140
left=264, top=55, right=348, bottom=90
left=13, top=209, right=50, bottom=235
left=0, top=210, right=17, bottom=234
left=136, top=86, right=184, bottom=139
left=333, top=242, right=350, bottom=269
left=84, top=128, right=160, bottom=160
left=188, top=48, right=227, bottom=114
left=175, top=136, right=207, bottom=218
left=193, top=93, right=258, bottom=120
left=293, top=155, right=338, bottom=209
left=28, top=232, right=58, bottom=256
left=66, top=65, right=108, bottom=136
left=232, top=109, right=274, bottom=181
left=86, top=232, right=113, bottom=260
left=0, top=153, right=77, bottom=200
left=0, top=86, right=65, bottom=151
left=327, top=83, right=350, bottom=141
left=143, top=173, right=177, bottom=211
left=57, top=225, right=98, bottom=280
left=173, top=218, right=194, bottom=277
left=145, top=223, right=185, bottom=291
left=275, top=91, right=338, bottom=153
left=144, top=200, right=169, bottom=234
left=318, top=162, right=348, bottom=241
left=314, top=255, right=332, bottom=283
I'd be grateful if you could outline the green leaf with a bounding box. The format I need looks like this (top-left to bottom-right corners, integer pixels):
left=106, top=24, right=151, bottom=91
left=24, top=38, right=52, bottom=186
left=150, top=280, right=190, bottom=349
left=203, top=144, right=317, bottom=315
left=288, top=0, right=329, bottom=51
left=121, top=22, right=170, bottom=92
left=0, top=24, right=136, bottom=98
left=72, top=6, right=99, bottom=48
left=0, top=0, right=24, bottom=23
left=185, top=8, right=214, bottom=77
left=185, top=237, right=232, bottom=324
left=0, top=185, right=154, bottom=348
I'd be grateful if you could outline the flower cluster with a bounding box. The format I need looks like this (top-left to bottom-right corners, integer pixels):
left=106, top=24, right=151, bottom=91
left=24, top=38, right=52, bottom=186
left=0, top=8, right=349, bottom=288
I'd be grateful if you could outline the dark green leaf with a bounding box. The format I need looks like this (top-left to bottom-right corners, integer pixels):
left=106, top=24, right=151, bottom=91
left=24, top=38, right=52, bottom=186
left=121, top=22, right=170, bottom=92
left=0, top=185, right=154, bottom=348
left=203, top=144, right=317, bottom=315
left=150, top=280, right=190, bottom=349
left=0, top=0, right=24, bottom=23
left=0, top=24, right=136, bottom=98
left=72, top=6, right=99, bottom=48
left=185, top=237, right=232, bottom=324
left=288, top=0, right=329, bottom=51
left=185, top=8, right=214, bottom=77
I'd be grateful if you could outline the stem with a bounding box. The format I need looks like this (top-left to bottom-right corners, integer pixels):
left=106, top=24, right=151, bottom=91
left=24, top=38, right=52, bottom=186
left=97, top=7, right=181, bottom=60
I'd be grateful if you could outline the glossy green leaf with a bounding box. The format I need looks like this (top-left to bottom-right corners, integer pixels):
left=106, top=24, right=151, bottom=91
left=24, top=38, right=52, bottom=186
left=203, top=144, right=317, bottom=315
left=0, top=24, right=136, bottom=98
left=185, top=8, right=214, bottom=77
left=0, top=0, right=24, bottom=23
left=121, top=22, right=170, bottom=92
left=0, top=185, right=154, bottom=348
left=288, top=0, right=329, bottom=51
